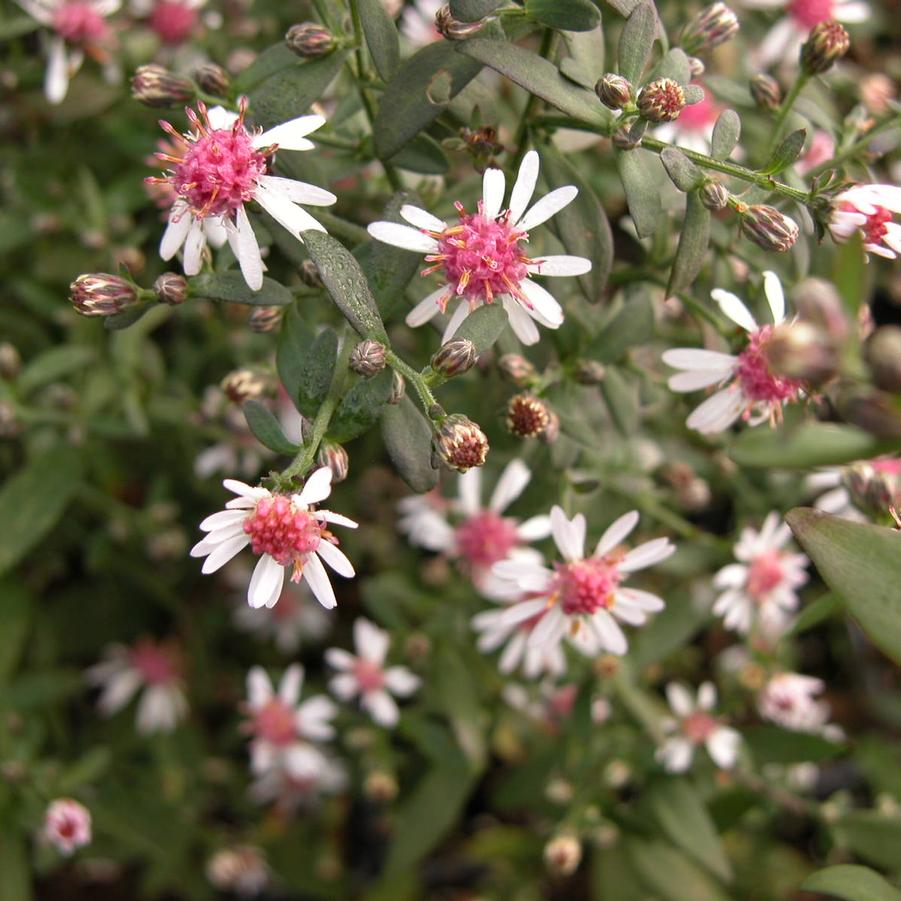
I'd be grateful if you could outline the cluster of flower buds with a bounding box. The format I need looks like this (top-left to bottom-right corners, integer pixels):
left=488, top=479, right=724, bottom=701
left=435, top=4, right=487, bottom=40
left=432, top=414, right=488, bottom=472
left=800, top=21, right=850, bottom=75
left=637, top=78, right=686, bottom=123
left=430, top=338, right=478, bottom=378
left=285, top=22, right=335, bottom=58
left=69, top=273, right=139, bottom=317
left=131, top=64, right=194, bottom=107
left=595, top=73, right=632, bottom=111
left=750, top=74, right=782, bottom=112
left=679, top=2, right=740, bottom=57
left=350, top=340, right=387, bottom=378
left=737, top=204, right=800, bottom=253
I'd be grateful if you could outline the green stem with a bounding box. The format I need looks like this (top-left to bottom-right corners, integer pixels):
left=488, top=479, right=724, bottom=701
left=385, top=350, right=440, bottom=419
left=765, top=74, right=808, bottom=158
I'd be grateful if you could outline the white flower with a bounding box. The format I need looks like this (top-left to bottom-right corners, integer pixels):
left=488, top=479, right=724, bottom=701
left=657, top=682, right=742, bottom=772
left=43, top=798, right=92, bottom=854
left=503, top=680, right=579, bottom=728
left=398, top=0, right=442, bottom=45
left=206, top=845, right=269, bottom=898
left=15, top=0, right=120, bottom=103
left=151, top=100, right=336, bottom=290
left=190, top=466, right=357, bottom=610
left=242, top=664, right=337, bottom=775
left=86, top=639, right=187, bottom=734
left=249, top=750, right=347, bottom=811
left=326, top=618, right=420, bottom=728
left=398, top=459, right=552, bottom=597
left=713, top=511, right=809, bottom=636
left=662, top=272, right=805, bottom=433
left=492, top=507, right=674, bottom=659
left=758, top=672, right=832, bottom=734
left=828, top=184, right=901, bottom=260
left=367, top=150, right=590, bottom=346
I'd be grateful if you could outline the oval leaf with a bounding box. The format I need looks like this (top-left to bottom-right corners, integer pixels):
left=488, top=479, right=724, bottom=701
left=801, top=865, right=901, bottom=901
left=448, top=0, right=504, bottom=20
left=618, top=0, right=659, bottom=85
left=243, top=400, right=301, bottom=455
left=277, top=303, right=316, bottom=408
left=710, top=109, right=741, bottom=161
left=661, top=147, right=703, bottom=192
left=381, top=396, right=439, bottom=493
left=762, top=127, right=807, bottom=175
left=358, top=0, right=400, bottom=82
left=188, top=273, right=293, bottom=306
left=329, top=369, right=393, bottom=443
left=667, top=191, right=711, bottom=297
left=450, top=302, right=509, bottom=355
left=295, top=328, right=339, bottom=418
left=616, top=147, right=664, bottom=238
left=525, top=0, right=601, bottom=32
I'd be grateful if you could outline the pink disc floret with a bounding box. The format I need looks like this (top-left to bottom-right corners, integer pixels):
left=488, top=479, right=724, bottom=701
left=128, top=639, right=180, bottom=685
left=746, top=549, right=786, bottom=600
left=553, top=557, right=623, bottom=616
left=735, top=325, right=804, bottom=406
left=788, top=0, right=835, bottom=28
left=353, top=658, right=386, bottom=693
left=243, top=496, right=323, bottom=566
left=682, top=710, right=719, bottom=743
left=252, top=698, right=298, bottom=745
left=53, top=2, right=109, bottom=42
left=454, top=511, right=520, bottom=569
left=150, top=0, right=199, bottom=44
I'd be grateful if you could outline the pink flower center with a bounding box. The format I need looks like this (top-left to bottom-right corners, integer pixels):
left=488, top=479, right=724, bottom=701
left=353, top=658, right=385, bottom=693
left=548, top=684, right=578, bottom=720
left=243, top=496, right=322, bottom=567
left=788, top=0, right=834, bottom=28
left=872, top=457, right=901, bottom=475
left=149, top=0, right=199, bottom=44
left=862, top=207, right=892, bottom=246
left=682, top=711, right=718, bottom=744
left=252, top=698, right=298, bottom=745
left=56, top=817, right=78, bottom=839
left=454, top=510, right=520, bottom=569
left=746, top=549, right=785, bottom=600
left=736, top=326, right=804, bottom=405
left=128, top=640, right=179, bottom=685
left=52, top=2, right=109, bottom=43
left=676, top=91, right=719, bottom=132
left=553, top=558, right=623, bottom=616
left=271, top=588, right=300, bottom=621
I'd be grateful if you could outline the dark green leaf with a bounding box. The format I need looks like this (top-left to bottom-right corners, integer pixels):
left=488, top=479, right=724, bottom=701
left=329, top=369, right=393, bottom=443
left=600, top=366, right=639, bottom=434
left=0, top=835, right=31, bottom=901
left=358, top=0, right=401, bottom=81
left=392, top=134, right=450, bottom=175
left=667, top=191, right=711, bottom=297
left=448, top=0, right=504, bottom=21
left=835, top=814, right=901, bottom=871
left=661, top=147, right=703, bottom=192
left=710, top=110, right=741, bottom=160
left=277, top=302, right=316, bottom=409
left=625, top=839, right=732, bottom=901
left=618, top=1, right=658, bottom=85
left=104, top=302, right=156, bottom=331
left=730, top=423, right=892, bottom=469
left=587, top=292, right=654, bottom=362
left=801, top=865, right=901, bottom=901
left=559, top=26, right=606, bottom=88
left=616, top=147, right=664, bottom=237
left=761, top=128, right=807, bottom=175
left=57, top=747, right=113, bottom=794
left=0, top=16, right=40, bottom=40
left=234, top=44, right=298, bottom=93
left=18, top=346, right=95, bottom=394
left=743, top=724, right=844, bottom=764
left=381, top=396, right=439, bottom=493
left=295, top=328, right=338, bottom=418
left=243, top=400, right=301, bottom=455
left=303, top=232, right=388, bottom=340
left=451, top=303, right=509, bottom=355
left=188, top=273, right=293, bottom=306
left=786, top=509, right=901, bottom=665
left=0, top=582, right=30, bottom=683
left=787, top=591, right=844, bottom=636
left=431, top=647, right=487, bottom=767
left=525, top=0, right=601, bottom=32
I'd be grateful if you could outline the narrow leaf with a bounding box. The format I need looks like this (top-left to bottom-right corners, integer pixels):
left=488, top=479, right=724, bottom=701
left=449, top=0, right=504, bottom=20
left=625, top=839, right=732, bottom=901
left=618, top=1, right=658, bottom=85
left=710, top=110, right=741, bottom=160
left=358, top=0, right=400, bottom=82
left=243, top=400, right=301, bottom=455
left=381, top=397, right=439, bottom=493
left=277, top=303, right=316, bottom=409
left=761, top=128, right=807, bottom=175
left=801, top=865, right=901, bottom=901
left=661, top=147, right=703, bottom=192
left=295, top=328, right=339, bottom=418
left=329, top=369, right=393, bottom=443
left=525, top=0, right=601, bottom=32
left=654, top=47, right=691, bottom=85
left=600, top=366, right=639, bottom=434
left=616, top=147, right=664, bottom=237
left=18, top=346, right=95, bottom=394
left=667, top=191, right=711, bottom=297
left=587, top=292, right=654, bottom=362
left=188, top=273, right=293, bottom=306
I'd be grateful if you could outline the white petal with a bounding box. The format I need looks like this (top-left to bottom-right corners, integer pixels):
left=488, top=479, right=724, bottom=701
left=698, top=682, right=717, bottom=711
left=662, top=348, right=738, bottom=371
left=254, top=181, right=325, bottom=238
left=363, top=689, right=399, bottom=727
left=686, top=388, right=745, bottom=434
left=668, top=368, right=732, bottom=392
left=595, top=510, right=639, bottom=558
left=44, top=37, right=69, bottom=104
left=441, top=300, right=471, bottom=343
left=658, top=737, right=694, bottom=772
left=368, top=221, right=438, bottom=253
left=509, top=150, right=540, bottom=225
left=519, top=279, right=564, bottom=327
left=314, top=509, right=359, bottom=529
left=203, top=216, right=228, bottom=248
left=592, top=609, right=628, bottom=655
left=458, top=467, right=482, bottom=517
left=325, top=648, right=355, bottom=671
left=302, top=553, right=337, bottom=609
left=516, top=515, right=553, bottom=541
left=620, top=537, right=675, bottom=572
left=526, top=605, right=567, bottom=649
left=248, top=555, right=285, bottom=609
left=182, top=219, right=207, bottom=276
left=497, top=597, right=551, bottom=627
left=489, top=460, right=531, bottom=512
left=493, top=561, right=552, bottom=593
left=297, top=466, right=333, bottom=506
left=384, top=667, right=420, bottom=697
left=160, top=202, right=193, bottom=261
left=517, top=186, right=578, bottom=231
left=200, top=533, right=250, bottom=573
left=199, top=508, right=247, bottom=532
left=257, top=174, right=336, bottom=207
left=400, top=204, right=446, bottom=232
left=279, top=663, right=303, bottom=704
left=247, top=666, right=273, bottom=707
left=707, top=727, right=741, bottom=769
left=667, top=683, right=694, bottom=717
left=329, top=672, right=359, bottom=700
left=316, top=540, right=355, bottom=578
left=504, top=297, right=540, bottom=344
left=482, top=167, right=506, bottom=220
left=232, top=205, right=264, bottom=290
left=406, top=285, right=450, bottom=327
left=354, top=617, right=390, bottom=663
left=762, top=271, right=785, bottom=324
left=616, top=588, right=666, bottom=612
left=712, top=289, right=757, bottom=332
left=550, top=505, right=586, bottom=561
left=223, top=479, right=268, bottom=499
left=255, top=114, right=325, bottom=150
left=527, top=255, right=592, bottom=277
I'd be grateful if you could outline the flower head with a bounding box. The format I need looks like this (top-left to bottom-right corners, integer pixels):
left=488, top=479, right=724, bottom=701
left=207, top=845, right=269, bottom=898
left=43, top=799, right=92, bottom=855
left=191, top=467, right=357, bottom=610
left=758, top=672, right=832, bottom=734
left=249, top=750, right=346, bottom=812
left=69, top=272, right=138, bottom=317
left=654, top=85, right=721, bottom=154
left=828, top=184, right=901, bottom=260
left=367, top=151, right=590, bottom=346
left=148, top=0, right=203, bottom=44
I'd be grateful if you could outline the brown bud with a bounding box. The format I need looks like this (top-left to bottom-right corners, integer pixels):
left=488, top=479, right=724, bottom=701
left=497, top=353, right=536, bottom=387
left=865, top=326, right=901, bottom=392
left=131, top=64, right=194, bottom=107
left=434, top=4, right=486, bottom=40
left=763, top=321, right=838, bottom=387
left=637, top=78, right=685, bottom=123
left=433, top=414, right=489, bottom=472
left=680, top=2, right=739, bottom=56
left=431, top=338, right=478, bottom=377
left=750, top=73, right=782, bottom=111
left=318, top=442, right=349, bottom=483
left=299, top=259, right=323, bottom=288
left=543, top=833, right=582, bottom=877
left=595, top=73, right=632, bottom=110
left=220, top=368, right=270, bottom=405
left=388, top=371, right=406, bottom=404
left=574, top=360, right=606, bottom=385
left=69, top=273, right=138, bottom=317
left=285, top=22, right=335, bottom=58
left=153, top=271, right=188, bottom=305
left=506, top=393, right=551, bottom=438
left=350, top=340, right=387, bottom=378
left=739, top=204, right=799, bottom=253
left=247, top=306, right=283, bottom=333
left=0, top=343, right=21, bottom=380
left=700, top=181, right=730, bottom=211
left=801, top=20, right=850, bottom=75
left=194, top=63, right=230, bottom=97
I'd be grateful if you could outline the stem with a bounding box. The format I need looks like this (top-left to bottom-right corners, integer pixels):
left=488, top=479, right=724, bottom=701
left=765, top=74, right=809, bottom=158
left=385, top=350, right=440, bottom=419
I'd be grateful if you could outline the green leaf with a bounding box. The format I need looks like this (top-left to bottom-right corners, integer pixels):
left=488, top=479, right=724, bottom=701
left=57, top=747, right=113, bottom=794
left=0, top=835, right=32, bottom=901
left=525, top=0, right=601, bottom=32
left=787, top=591, right=844, bottom=636
left=381, top=396, right=439, bottom=493
left=448, top=0, right=504, bottom=20
left=667, top=191, right=711, bottom=297
left=654, top=47, right=691, bottom=85
left=587, top=292, right=654, bottom=362
left=835, top=814, right=901, bottom=871
left=618, top=0, right=658, bottom=85
left=17, top=345, right=95, bottom=394
left=625, top=839, right=732, bottom=901
left=660, top=147, right=703, bottom=192
left=559, top=26, right=606, bottom=89
left=786, top=509, right=901, bottom=665
left=295, top=328, right=339, bottom=418
left=0, top=582, right=30, bottom=683
left=646, top=779, right=732, bottom=882
left=303, top=232, right=388, bottom=340
left=600, top=366, right=639, bottom=434
left=0, top=16, right=40, bottom=40
left=329, top=369, right=393, bottom=443
left=233, top=44, right=298, bottom=93
left=710, top=110, right=741, bottom=160
left=802, top=865, right=901, bottom=901
left=761, top=128, right=807, bottom=175
left=0, top=447, right=83, bottom=577
left=358, top=0, right=400, bottom=81
left=743, top=724, right=843, bottom=764
left=276, top=302, right=316, bottom=409
left=392, top=134, right=450, bottom=174
left=104, top=302, right=156, bottom=331
left=616, top=147, right=664, bottom=237
left=458, top=39, right=610, bottom=127
left=188, top=273, right=293, bottom=306
left=432, top=647, right=487, bottom=767
left=451, top=302, right=509, bottom=355
left=243, top=400, right=301, bottom=455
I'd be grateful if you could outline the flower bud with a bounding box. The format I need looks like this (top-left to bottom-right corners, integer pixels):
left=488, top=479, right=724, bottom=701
left=700, top=181, right=730, bottom=211
left=574, top=360, right=606, bottom=385
left=763, top=321, right=839, bottom=387
left=69, top=273, right=138, bottom=317
left=247, top=305, right=283, bottom=333
left=543, top=833, right=582, bottom=877
left=680, top=2, right=739, bottom=56
left=845, top=460, right=901, bottom=515
left=0, top=343, right=21, bottom=380
left=388, top=371, right=406, bottom=404
left=739, top=204, right=799, bottom=253
left=792, top=277, right=848, bottom=343
left=750, top=73, right=782, bottom=111
left=153, top=271, right=188, bottom=305
left=194, top=62, right=230, bottom=97
left=865, top=326, right=901, bottom=392
left=220, top=368, right=270, bottom=404
left=350, top=340, right=387, bottom=378
left=318, top=441, right=349, bottom=483
left=595, top=73, right=632, bottom=110
left=131, top=64, right=194, bottom=108
left=506, top=393, right=551, bottom=438
left=541, top=409, right=560, bottom=445
left=497, top=353, right=536, bottom=387
left=206, top=845, right=269, bottom=897
left=637, top=78, right=685, bottom=123
left=299, top=259, right=324, bottom=288
left=435, top=5, right=486, bottom=40
left=433, top=414, right=489, bottom=472
left=285, top=22, right=335, bottom=58
left=800, top=20, right=850, bottom=75
left=431, top=338, right=478, bottom=378
left=363, top=770, right=398, bottom=803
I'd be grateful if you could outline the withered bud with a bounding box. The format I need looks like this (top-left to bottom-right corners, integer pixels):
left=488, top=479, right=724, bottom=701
left=153, top=271, right=188, bottom=305
left=543, top=833, right=582, bottom=877
left=801, top=20, right=850, bottom=75
left=0, top=343, right=21, bottom=380
left=739, top=204, right=799, bottom=253
left=247, top=305, right=283, bottom=333
left=299, top=259, right=323, bottom=288
left=700, top=181, right=730, bottom=211
left=750, top=73, right=782, bottom=111
left=763, top=321, right=839, bottom=387
left=497, top=353, right=536, bottom=387
left=364, top=771, right=398, bottom=803
left=69, top=273, right=138, bottom=317
left=574, top=360, right=606, bottom=385
left=792, top=277, right=848, bottom=342
left=595, top=73, right=632, bottom=110
left=435, top=4, right=486, bottom=40
left=350, top=340, right=387, bottom=378
left=680, top=2, right=739, bottom=56
left=220, top=368, right=270, bottom=404
left=131, top=64, right=194, bottom=107
left=285, top=22, right=335, bottom=58
left=431, top=338, right=478, bottom=377
left=865, top=326, right=901, bottom=392
left=688, top=55, right=706, bottom=77
left=194, top=62, right=230, bottom=97
left=388, top=371, right=406, bottom=404
left=506, top=393, right=551, bottom=438
left=637, top=78, right=685, bottom=123
left=433, top=414, right=489, bottom=472
left=206, top=846, right=269, bottom=897
left=318, top=441, right=349, bottom=483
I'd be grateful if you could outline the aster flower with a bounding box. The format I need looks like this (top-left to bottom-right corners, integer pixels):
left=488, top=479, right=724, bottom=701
left=654, top=86, right=722, bottom=154
left=249, top=750, right=347, bottom=812
left=662, top=271, right=806, bottom=433
left=398, top=459, right=552, bottom=597
left=713, top=511, right=809, bottom=636
left=398, top=0, right=442, bottom=45
left=86, top=638, right=187, bottom=734
left=492, top=507, right=675, bottom=658
left=206, top=845, right=269, bottom=898
left=242, top=664, right=337, bottom=775
left=43, top=799, right=92, bottom=855
left=828, top=184, right=901, bottom=260
left=326, top=618, right=421, bottom=728
left=367, top=150, right=591, bottom=346
left=190, top=466, right=357, bottom=610
left=657, top=682, right=742, bottom=772
left=758, top=672, right=833, bottom=734
left=14, top=0, right=119, bottom=104
left=131, top=0, right=205, bottom=45
left=503, top=681, right=579, bottom=730
left=149, top=100, right=336, bottom=290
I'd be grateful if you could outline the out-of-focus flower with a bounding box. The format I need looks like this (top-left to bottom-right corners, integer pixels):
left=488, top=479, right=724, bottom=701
left=800, top=20, right=850, bottom=74
left=828, top=184, right=901, bottom=260
left=503, top=680, right=579, bottom=729
left=680, top=2, right=740, bottom=55
left=190, top=467, right=357, bottom=610
left=367, top=151, right=589, bottom=346
left=149, top=101, right=336, bottom=290
left=543, top=832, right=582, bottom=876
left=398, top=0, right=442, bottom=46
left=493, top=507, right=674, bottom=658
left=206, top=845, right=269, bottom=897
left=43, top=799, right=91, bottom=855
left=86, top=638, right=187, bottom=734
left=146, top=0, right=204, bottom=44
left=326, top=618, right=420, bottom=728
left=249, top=751, right=346, bottom=811
left=758, top=672, right=833, bottom=735
left=749, top=73, right=782, bottom=110
left=795, top=129, right=835, bottom=175
left=657, top=682, right=741, bottom=771
left=663, top=272, right=806, bottom=433
left=654, top=85, right=721, bottom=153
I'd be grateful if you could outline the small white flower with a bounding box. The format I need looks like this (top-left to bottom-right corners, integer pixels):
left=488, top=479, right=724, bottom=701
left=326, top=618, right=420, bottom=728
left=657, top=682, right=742, bottom=772
left=828, top=184, right=901, bottom=260
left=492, top=507, right=674, bottom=659
left=662, top=272, right=805, bottom=433
left=758, top=672, right=832, bottom=734
left=503, top=680, right=579, bottom=728
left=43, top=798, right=92, bottom=855
left=190, top=467, right=357, bottom=610
left=398, top=0, right=442, bottom=45
left=206, top=845, right=269, bottom=898
left=86, top=638, right=187, bottom=734
left=249, top=750, right=347, bottom=811
left=367, top=150, right=590, bottom=346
